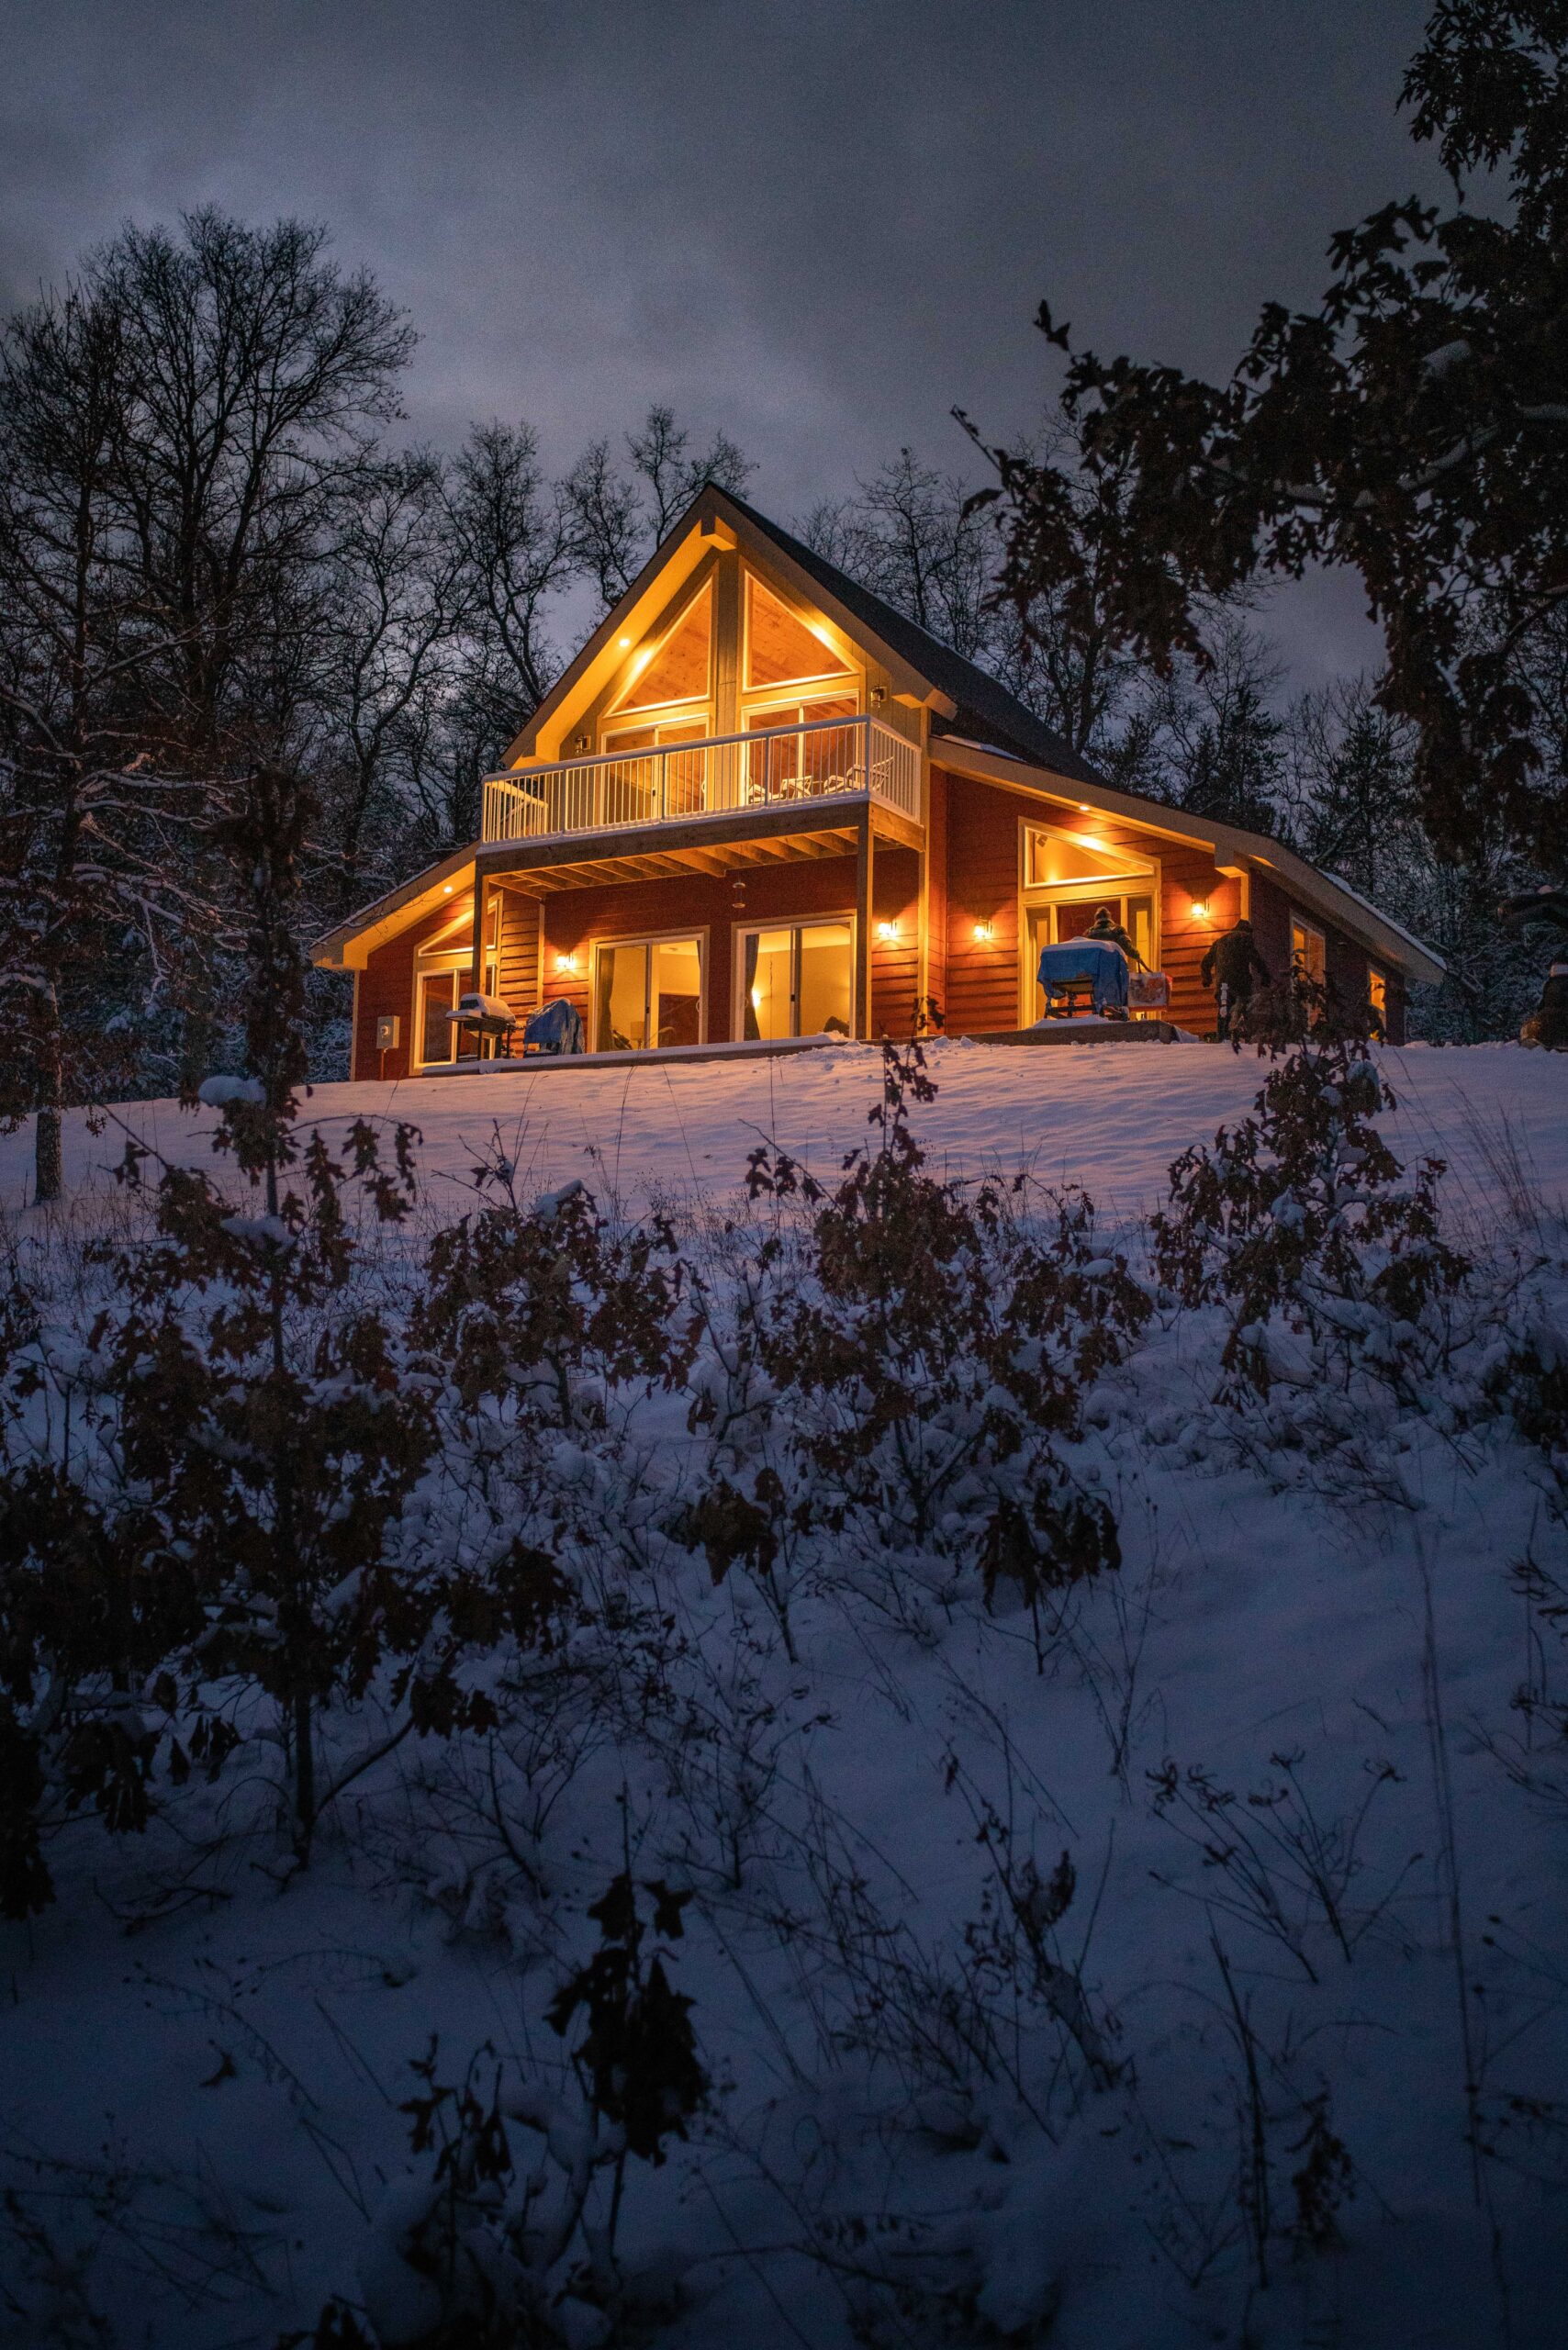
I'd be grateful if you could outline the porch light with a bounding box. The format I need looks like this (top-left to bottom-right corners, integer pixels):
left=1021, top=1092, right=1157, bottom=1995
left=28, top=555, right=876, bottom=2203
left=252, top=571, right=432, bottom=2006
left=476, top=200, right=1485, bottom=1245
left=1191, top=899, right=1209, bottom=922
left=555, top=952, right=577, bottom=976
left=973, top=921, right=994, bottom=944
left=1079, top=802, right=1092, bottom=812
left=876, top=920, right=898, bottom=943
left=443, top=883, right=454, bottom=894
left=618, top=635, right=632, bottom=648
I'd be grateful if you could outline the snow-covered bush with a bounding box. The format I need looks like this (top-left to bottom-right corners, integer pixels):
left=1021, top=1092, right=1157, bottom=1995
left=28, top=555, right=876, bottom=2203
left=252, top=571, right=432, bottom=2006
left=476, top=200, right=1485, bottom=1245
left=687, top=1041, right=1147, bottom=1638
left=1150, top=1002, right=1471, bottom=1441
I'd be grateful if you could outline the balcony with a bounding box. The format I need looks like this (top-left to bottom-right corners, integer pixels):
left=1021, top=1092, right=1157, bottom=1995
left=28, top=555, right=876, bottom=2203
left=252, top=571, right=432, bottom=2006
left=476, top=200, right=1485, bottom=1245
left=481, top=713, right=922, bottom=847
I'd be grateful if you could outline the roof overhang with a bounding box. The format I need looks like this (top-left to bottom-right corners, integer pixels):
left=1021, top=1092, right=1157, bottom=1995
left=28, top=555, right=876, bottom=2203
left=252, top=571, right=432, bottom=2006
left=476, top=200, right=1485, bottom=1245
left=310, top=846, right=476, bottom=971
left=934, top=738, right=1447, bottom=987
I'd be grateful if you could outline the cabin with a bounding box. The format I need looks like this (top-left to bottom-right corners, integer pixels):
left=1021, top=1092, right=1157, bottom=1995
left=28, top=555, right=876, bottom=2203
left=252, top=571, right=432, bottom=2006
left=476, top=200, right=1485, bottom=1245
left=312, top=487, right=1442, bottom=1073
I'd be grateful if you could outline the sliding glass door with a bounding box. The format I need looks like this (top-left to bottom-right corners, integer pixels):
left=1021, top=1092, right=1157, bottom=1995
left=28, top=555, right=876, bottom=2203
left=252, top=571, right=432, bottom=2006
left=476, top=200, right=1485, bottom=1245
left=593, top=934, right=704, bottom=1052
left=740, top=919, right=854, bottom=1039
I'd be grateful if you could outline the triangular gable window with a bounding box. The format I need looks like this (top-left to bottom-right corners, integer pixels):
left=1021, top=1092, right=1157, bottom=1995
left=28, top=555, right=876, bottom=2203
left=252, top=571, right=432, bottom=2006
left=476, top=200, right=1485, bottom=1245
left=745, top=574, right=854, bottom=691
left=610, top=581, right=712, bottom=713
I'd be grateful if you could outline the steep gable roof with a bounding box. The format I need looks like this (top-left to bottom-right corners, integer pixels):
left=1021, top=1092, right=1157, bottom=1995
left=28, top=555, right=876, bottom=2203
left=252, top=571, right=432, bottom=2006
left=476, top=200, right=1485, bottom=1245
left=720, top=492, right=1103, bottom=787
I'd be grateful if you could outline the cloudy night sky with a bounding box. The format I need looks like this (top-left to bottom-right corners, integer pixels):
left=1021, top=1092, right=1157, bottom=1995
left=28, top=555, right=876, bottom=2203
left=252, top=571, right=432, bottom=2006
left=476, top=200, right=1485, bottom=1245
left=4, top=0, right=1443, bottom=680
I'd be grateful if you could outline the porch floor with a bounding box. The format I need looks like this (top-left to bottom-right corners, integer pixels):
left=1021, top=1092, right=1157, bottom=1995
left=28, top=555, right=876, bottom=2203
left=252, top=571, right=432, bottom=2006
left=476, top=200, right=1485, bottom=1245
left=416, top=1020, right=1193, bottom=1078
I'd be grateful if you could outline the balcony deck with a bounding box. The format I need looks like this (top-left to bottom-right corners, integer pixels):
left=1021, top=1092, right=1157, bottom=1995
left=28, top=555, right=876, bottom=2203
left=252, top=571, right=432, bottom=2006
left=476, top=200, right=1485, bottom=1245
left=481, top=712, right=921, bottom=849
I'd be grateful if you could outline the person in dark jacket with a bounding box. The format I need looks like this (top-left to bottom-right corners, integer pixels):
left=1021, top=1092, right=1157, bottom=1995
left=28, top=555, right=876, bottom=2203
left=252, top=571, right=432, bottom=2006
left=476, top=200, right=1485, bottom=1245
left=1083, top=905, right=1148, bottom=969
left=1522, top=965, right=1568, bottom=1051
left=1201, top=917, right=1271, bottom=1039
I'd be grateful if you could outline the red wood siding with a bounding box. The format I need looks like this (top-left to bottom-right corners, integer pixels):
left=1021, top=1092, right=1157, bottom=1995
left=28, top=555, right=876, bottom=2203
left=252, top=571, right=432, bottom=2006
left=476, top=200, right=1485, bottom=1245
left=940, top=774, right=1023, bottom=1033
left=935, top=770, right=1243, bottom=1035
left=353, top=897, right=475, bottom=1080
left=535, top=856, right=868, bottom=1047
left=924, top=767, right=948, bottom=1020
left=870, top=845, right=921, bottom=1037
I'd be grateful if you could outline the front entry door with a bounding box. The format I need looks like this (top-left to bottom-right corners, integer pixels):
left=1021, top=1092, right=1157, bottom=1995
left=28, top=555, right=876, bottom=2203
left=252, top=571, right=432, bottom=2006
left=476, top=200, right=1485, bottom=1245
left=1026, top=894, right=1155, bottom=1016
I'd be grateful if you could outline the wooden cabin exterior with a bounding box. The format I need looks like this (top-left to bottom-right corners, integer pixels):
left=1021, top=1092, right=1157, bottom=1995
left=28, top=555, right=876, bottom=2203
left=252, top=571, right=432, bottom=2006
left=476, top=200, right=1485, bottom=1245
left=312, top=487, right=1443, bottom=1073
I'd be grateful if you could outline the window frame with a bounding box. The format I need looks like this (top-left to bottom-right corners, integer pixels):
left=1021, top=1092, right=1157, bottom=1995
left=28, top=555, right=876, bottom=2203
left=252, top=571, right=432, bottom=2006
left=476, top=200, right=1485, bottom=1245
left=740, top=570, right=859, bottom=709
left=589, top=924, right=709, bottom=1054
left=1017, top=820, right=1161, bottom=1024
left=410, top=946, right=473, bottom=1071
left=605, top=578, right=715, bottom=726
left=1290, top=914, right=1327, bottom=987
left=733, top=912, right=857, bottom=1042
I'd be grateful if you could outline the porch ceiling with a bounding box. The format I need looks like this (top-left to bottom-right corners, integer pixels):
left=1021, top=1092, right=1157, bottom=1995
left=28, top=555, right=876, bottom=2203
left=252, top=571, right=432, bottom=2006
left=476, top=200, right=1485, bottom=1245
left=486, top=822, right=862, bottom=895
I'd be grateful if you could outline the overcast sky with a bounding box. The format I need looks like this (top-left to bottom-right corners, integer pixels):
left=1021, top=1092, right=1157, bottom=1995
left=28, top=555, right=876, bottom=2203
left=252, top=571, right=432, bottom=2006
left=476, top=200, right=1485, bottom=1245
left=3, top=0, right=1443, bottom=685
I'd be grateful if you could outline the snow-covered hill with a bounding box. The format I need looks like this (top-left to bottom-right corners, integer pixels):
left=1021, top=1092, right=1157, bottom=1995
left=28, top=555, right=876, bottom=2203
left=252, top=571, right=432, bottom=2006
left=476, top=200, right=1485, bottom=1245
left=2, top=1038, right=1565, bottom=2350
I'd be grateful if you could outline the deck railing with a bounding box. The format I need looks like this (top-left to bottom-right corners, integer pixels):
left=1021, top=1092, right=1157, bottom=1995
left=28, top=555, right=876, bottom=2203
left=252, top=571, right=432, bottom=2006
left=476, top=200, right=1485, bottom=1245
left=481, top=713, right=921, bottom=846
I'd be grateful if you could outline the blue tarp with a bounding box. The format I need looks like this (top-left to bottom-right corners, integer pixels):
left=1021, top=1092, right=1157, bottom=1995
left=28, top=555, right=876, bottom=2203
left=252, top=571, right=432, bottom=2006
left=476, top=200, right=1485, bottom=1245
left=1036, top=939, right=1129, bottom=1014
left=522, top=999, right=586, bottom=1055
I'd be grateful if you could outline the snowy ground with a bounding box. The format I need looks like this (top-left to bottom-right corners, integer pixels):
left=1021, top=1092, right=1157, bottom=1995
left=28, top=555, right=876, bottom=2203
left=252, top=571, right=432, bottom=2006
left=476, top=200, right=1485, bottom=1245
left=3, top=1039, right=1567, bottom=2350
left=6, top=1033, right=1566, bottom=1231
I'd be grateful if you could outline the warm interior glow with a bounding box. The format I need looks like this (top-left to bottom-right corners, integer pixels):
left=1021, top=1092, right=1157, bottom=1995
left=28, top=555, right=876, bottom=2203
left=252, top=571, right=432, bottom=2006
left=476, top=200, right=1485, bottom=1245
left=610, top=581, right=712, bottom=713
left=745, top=573, right=855, bottom=691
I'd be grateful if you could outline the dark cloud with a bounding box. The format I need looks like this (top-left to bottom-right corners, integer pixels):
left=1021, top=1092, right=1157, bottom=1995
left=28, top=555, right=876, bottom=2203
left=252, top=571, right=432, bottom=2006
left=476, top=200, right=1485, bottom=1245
left=2, top=0, right=1439, bottom=682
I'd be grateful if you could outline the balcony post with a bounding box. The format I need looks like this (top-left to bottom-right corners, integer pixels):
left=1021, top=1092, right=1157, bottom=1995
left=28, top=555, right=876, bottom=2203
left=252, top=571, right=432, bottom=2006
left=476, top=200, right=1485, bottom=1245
left=856, top=805, right=874, bottom=1041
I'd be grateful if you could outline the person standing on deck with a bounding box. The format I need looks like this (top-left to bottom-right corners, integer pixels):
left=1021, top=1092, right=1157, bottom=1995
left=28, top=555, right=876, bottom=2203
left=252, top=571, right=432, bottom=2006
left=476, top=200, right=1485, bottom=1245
left=1083, top=906, right=1148, bottom=969
left=1201, top=916, right=1271, bottom=1040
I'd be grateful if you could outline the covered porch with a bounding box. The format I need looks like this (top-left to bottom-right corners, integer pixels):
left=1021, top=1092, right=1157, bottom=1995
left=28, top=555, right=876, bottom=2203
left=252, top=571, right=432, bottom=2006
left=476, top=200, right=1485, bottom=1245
left=404, top=796, right=927, bottom=1076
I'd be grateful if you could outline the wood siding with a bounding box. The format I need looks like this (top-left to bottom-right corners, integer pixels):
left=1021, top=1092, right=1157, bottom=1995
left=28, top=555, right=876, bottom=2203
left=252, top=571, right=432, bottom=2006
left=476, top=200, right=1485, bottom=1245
left=353, top=899, right=473, bottom=1080
left=935, top=769, right=1243, bottom=1035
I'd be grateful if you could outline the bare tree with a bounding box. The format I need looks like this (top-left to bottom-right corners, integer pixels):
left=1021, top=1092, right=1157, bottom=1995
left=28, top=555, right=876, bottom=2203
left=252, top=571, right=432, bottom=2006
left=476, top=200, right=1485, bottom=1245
left=0, top=210, right=414, bottom=1199
left=566, top=402, right=753, bottom=611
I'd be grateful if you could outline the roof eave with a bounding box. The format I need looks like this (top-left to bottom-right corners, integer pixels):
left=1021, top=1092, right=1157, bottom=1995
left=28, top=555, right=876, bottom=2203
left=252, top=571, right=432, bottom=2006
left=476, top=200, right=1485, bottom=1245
left=930, top=738, right=1447, bottom=987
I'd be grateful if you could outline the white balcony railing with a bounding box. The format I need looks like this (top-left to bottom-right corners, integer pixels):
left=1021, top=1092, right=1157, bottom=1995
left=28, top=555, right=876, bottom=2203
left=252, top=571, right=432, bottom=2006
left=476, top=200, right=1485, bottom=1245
left=481, top=713, right=921, bottom=847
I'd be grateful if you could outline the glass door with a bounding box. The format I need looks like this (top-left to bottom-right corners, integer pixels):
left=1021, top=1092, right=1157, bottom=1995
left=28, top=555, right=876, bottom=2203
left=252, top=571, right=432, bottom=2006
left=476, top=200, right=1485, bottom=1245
left=740, top=920, right=854, bottom=1039
left=594, top=934, right=704, bottom=1051
left=1026, top=894, right=1156, bottom=1018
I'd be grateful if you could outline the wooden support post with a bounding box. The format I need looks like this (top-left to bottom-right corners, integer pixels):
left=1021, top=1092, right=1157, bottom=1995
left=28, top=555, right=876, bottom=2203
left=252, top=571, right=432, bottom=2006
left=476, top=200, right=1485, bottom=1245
left=856, top=810, right=875, bottom=1040
left=469, top=873, right=487, bottom=999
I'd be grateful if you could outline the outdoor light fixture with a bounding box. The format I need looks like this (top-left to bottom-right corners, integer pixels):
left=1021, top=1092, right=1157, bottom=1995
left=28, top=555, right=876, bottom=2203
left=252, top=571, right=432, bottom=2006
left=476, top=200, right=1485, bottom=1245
left=973, top=921, right=994, bottom=943
left=1191, top=900, right=1209, bottom=922
left=555, top=952, right=577, bottom=975
left=1079, top=801, right=1092, bottom=812
left=876, top=920, right=898, bottom=942
left=618, top=635, right=632, bottom=648
left=442, top=883, right=454, bottom=894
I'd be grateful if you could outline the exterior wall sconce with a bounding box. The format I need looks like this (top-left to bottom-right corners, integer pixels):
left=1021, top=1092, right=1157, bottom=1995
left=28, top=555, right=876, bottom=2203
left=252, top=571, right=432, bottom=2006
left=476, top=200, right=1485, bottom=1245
left=1190, top=900, right=1209, bottom=922
left=876, top=919, right=898, bottom=943
left=973, top=921, right=995, bottom=944
left=870, top=683, right=889, bottom=707
left=555, top=952, right=578, bottom=976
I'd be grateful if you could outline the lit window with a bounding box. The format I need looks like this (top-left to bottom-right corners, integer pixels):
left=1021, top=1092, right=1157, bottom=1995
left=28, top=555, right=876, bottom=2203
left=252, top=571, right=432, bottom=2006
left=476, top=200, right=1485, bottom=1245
left=1290, top=917, right=1327, bottom=986
left=745, top=574, right=854, bottom=691
left=610, top=582, right=713, bottom=714
left=1368, top=965, right=1387, bottom=1021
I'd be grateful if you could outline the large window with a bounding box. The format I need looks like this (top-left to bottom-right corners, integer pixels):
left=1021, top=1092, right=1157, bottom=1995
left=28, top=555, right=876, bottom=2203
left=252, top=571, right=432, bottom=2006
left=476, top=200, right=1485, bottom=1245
left=1291, top=916, right=1327, bottom=985
left=744, top=575, right=855, bottom=694
left=740, top=920, right=854, bottom=1040
left=593, top=933, right=704, bottom=1052
left=745, top=695, right=860, bottom=800
left=608, top=580, right=713, bottom=720
left=1021, top=822, right=1159, bottom=1017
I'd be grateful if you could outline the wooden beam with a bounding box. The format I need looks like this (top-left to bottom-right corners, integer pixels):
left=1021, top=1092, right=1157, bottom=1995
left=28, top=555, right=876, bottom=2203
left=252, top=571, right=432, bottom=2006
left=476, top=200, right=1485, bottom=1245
left=855, top=808, right=873, bottom=1040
